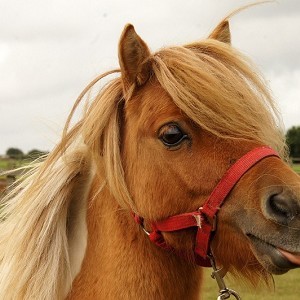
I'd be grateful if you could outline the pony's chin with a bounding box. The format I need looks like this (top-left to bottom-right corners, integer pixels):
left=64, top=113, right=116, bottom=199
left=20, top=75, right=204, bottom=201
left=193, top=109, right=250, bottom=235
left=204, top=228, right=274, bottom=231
left=247, top=234, right=300, bottom=274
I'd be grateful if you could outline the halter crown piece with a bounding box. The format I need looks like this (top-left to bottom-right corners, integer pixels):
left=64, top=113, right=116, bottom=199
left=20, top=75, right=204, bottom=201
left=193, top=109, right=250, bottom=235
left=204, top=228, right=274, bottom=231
left=132, top=146, right=280, bottom=267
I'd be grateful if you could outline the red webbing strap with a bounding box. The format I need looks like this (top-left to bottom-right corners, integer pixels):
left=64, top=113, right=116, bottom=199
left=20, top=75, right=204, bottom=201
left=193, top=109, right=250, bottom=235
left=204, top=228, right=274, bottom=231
left=194, top=146, right=279, bottom=259
left=200, top=146, right=279, bottom=220
left=153, top=211, right=202, bottom=231
left=133, top=146, right=280, bottom=266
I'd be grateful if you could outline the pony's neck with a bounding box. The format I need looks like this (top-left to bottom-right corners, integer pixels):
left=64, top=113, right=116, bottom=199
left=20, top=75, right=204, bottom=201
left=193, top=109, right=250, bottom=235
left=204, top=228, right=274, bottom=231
left=68, top=177, right=202, bottom=299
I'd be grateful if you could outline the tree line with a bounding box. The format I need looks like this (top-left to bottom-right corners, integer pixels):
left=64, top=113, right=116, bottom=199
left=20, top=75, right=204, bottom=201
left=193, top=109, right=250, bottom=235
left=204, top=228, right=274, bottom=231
left=286, top=126, right=300, bottom=158
left=5, top=148, right=48, bottom=160
left=3, top=126, right=300, bottom=159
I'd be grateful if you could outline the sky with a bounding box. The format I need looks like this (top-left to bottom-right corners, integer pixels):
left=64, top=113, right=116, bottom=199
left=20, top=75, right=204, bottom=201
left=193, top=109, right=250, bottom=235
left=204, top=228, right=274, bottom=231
left=0, top=0, right=299, bottom=154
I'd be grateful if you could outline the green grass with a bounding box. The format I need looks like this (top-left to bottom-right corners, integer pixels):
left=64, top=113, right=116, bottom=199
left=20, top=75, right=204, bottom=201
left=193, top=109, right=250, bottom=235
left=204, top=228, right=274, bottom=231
left=0, top=159, right=11, bottom=170
left=0, top=159, right=32, bottom=183
left=202, top=268, right=300, bottom=299
left=293, top=164, right=300, bottom=174
left=0, top=158, right=26, bottom=170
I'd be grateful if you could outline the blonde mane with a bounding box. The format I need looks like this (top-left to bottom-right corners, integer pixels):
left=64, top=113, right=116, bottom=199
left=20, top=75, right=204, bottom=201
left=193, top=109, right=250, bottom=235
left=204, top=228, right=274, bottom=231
left=152, top=41, right=286, bottom=158
left=0, top=26, right=287, bottom=299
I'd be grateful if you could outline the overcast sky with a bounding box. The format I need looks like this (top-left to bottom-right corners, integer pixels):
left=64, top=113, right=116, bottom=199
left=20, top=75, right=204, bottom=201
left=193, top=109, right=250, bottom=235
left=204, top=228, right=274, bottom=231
left=0, top=0, right=299, bottom=154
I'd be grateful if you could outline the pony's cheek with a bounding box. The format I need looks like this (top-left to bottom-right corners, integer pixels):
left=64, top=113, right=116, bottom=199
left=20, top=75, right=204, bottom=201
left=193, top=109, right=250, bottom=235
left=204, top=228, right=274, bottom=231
left=211, top=222, right=258, bottom=272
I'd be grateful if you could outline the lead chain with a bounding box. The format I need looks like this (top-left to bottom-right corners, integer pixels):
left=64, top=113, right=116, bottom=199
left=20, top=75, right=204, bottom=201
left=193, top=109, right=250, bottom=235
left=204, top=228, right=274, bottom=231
left=208, top=252, right=242, bottom=300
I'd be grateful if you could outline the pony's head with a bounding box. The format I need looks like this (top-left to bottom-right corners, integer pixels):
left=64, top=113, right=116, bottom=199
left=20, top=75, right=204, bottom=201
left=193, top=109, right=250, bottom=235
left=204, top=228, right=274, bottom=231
left=112, top=20, right=300, bottom=283
left=1, top=13, right=300, bottom=300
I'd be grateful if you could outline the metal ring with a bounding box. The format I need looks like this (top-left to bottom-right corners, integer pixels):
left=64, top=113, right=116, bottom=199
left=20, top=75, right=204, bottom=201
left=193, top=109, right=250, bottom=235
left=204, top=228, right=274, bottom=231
left=227, top=288, right=242, bottom=299
left=141, top=226, right=150, bottom=236
left=217, top=288, right=242, bottom=300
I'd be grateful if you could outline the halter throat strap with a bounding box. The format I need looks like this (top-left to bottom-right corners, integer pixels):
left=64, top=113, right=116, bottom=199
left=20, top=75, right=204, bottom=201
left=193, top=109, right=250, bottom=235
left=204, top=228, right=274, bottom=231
left=133, top=146, right=280, bottom=267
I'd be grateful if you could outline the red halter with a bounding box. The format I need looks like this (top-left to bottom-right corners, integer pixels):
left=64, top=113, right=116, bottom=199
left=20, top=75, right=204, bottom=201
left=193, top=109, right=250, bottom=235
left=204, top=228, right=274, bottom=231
left=133, top=146, right=280, bottom=267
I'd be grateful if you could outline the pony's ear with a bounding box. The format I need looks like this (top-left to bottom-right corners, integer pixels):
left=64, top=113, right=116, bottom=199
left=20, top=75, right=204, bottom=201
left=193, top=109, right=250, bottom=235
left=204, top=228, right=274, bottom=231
left=118, top=24, right=151, bottom=92
left=208, top=20, right=231, bottom=44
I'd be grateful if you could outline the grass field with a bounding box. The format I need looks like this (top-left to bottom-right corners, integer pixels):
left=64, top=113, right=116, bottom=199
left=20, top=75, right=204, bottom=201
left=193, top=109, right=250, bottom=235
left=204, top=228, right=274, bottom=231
left=202, top=268, right=300, bottom=299
left=0, top=158, right=31, bottom=179
left=293, top=164, right=300, bottom=174
left=0, top=158, right=27, bottom=173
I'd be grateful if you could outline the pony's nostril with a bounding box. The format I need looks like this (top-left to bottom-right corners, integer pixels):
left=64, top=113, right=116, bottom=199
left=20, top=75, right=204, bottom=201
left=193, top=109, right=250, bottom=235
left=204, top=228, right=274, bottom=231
left=266, top=193, right=298, bottom=224
left=269, top=194, right=289, bottom=219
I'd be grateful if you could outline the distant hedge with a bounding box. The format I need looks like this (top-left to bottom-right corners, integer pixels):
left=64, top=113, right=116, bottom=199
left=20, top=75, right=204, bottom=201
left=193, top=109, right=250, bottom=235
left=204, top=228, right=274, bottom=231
left=286, top=126, right=300, bottom=158
left=5, top=148, right=48, bottom=160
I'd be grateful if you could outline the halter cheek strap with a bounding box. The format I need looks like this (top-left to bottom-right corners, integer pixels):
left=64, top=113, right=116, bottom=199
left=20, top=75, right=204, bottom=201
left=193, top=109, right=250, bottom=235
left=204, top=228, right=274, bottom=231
left=133, top=146, right=280, bottom=267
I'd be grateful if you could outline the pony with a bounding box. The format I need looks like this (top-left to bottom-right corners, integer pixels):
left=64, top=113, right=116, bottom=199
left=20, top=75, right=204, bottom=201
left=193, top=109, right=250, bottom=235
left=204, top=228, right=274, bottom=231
left=1, top=11, right=300, bottom=300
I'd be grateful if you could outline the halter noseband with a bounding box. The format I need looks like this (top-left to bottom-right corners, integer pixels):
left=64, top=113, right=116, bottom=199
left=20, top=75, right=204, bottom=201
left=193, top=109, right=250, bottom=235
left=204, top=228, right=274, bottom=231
left=133, top=146, right=279, bottom=267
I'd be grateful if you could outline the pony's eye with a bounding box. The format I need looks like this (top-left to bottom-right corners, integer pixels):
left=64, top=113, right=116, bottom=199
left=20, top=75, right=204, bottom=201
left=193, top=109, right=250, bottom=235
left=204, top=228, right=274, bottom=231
left=159, top=124, right=188, bottom=147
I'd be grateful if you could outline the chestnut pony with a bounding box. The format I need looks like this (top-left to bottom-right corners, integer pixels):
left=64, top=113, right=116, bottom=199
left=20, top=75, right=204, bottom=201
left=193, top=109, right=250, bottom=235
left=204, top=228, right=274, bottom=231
left=1, top=17, right=300, bottom=300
